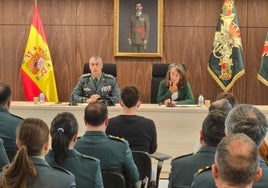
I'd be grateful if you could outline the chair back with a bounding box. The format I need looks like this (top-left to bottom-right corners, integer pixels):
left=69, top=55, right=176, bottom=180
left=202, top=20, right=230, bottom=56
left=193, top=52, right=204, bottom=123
left=151, top=64, right=170, bottom=103
left=83, top=63, right=117, bottom=77
left=132, top=151, right=152, bottom=183
left=102, top=171, right=126, bottom=188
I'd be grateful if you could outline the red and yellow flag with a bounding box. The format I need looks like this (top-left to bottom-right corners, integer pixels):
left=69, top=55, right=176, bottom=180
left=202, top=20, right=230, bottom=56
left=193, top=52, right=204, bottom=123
left=21, top=3, right=58, bottom=102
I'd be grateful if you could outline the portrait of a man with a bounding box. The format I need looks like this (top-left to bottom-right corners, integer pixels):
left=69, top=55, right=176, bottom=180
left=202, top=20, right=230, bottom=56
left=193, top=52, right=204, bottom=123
left=115, top=0, right=162, bottom=57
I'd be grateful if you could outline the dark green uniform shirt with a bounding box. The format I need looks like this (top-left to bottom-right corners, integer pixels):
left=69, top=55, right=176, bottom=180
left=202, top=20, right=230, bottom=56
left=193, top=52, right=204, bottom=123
left=46, top=149, right=103, bottom=188
left=74, top=131, right=139, bottom=187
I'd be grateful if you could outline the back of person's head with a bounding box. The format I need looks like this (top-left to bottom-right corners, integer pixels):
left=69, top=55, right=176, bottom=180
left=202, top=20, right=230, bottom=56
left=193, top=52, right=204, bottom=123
left=202, top=109, right=227, bottom=147
left=216, top=92, right=238, bottom=108
left=1, top=118, right=49, bottom=188
left=225, top=104, right=268, bottom=147
left=209, top=99, right=232, bottom=114
left=214, top=133, right=260, bottom=186
left=0, top=82, right=11, bottom=106
left=165, top=63, right=187, bottom=87
left=121, top=85, right=141, bottom=108
left=50, top=112, right=79, bottom=163
left=84, top=101, right=108, bottom=126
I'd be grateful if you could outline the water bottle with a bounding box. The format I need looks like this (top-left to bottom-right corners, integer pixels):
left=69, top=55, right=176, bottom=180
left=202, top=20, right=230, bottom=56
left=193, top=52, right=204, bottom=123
left=198, top=94, right=204, bottom=106
left=39, top=92, right=45, bottom=104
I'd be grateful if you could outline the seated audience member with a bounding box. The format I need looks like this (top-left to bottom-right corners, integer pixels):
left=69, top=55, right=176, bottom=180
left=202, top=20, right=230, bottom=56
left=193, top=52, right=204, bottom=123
left=70, top=56, right=120, bottom=104
left=192, top=104, right=268, bottom=188
left=106, top=85, right=157, bottom=154
left=0, top=138, right=9, bottom=169
left=208, top=99, right=232, bottom=114
left=0, top=118, right=76, bottom=187
left=45, top=112, right=103, bottom=188
left=215, top=92, right=238, bottom=108
left=157, top=63, right=194, bottom=105
left=74, top=101, right=139, bottom=187
left=0, top=82, right=23, bottom=153
left=168, top=110, right=227, bottom=188
left=212, top=133, right=262, bottom=188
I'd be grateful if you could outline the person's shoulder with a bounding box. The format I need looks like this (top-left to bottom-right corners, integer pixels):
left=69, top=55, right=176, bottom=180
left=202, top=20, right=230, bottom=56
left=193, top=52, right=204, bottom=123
left=108, top=135, right=128, bottom=145
left=103, top=73, right=116, bottom=80
left=79, top=153, right=100, bottom=163
left=80, top=73, right=91, bottom=79
left=52, top=165, right=74, bottom=177
left=10, top=113, right=23, bottom=120
left=171, top=153, right=194, bottom=163
left=195, top=166, right=212, bottom=176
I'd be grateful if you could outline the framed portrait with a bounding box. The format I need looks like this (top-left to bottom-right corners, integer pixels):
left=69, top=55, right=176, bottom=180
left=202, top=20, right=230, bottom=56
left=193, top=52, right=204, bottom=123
left=114, top=0, right=163, bottom=57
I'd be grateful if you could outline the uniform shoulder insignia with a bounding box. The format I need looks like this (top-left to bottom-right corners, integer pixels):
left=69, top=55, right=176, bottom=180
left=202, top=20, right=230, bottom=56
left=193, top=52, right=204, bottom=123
left=81, top=73, right=91, bottom=78
left=10, top=113, right=23, bottom=120
left=80, top=154, right=99, bottom=162
left=172, top=153, right=194, bottom=161
left=104, top=73, right=115, bottom=79
left=53, top=165, right=73, bottom=175
left=197, top=166, right=212, bottom=174
left=108, top=135, right=126, bottom=143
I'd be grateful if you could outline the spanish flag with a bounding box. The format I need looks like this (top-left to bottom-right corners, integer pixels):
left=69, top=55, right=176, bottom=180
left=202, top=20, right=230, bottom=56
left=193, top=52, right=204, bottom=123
left=21, top=2, right=58, bottom=102
left=207, top=0, right=245, bottom=92
left=257, top=32, right=268, bottom=86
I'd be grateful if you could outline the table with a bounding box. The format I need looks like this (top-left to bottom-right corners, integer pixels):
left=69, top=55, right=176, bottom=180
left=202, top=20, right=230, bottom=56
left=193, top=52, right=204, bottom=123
left=9, top=101, right=268, bottom=172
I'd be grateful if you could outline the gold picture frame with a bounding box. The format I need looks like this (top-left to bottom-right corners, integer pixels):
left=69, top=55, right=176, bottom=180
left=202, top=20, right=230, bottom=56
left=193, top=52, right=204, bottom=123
left=114, top=0, right=163, bottom=57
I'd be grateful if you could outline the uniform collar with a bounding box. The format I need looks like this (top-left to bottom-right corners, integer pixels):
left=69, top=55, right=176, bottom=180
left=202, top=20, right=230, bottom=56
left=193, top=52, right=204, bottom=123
left=197, top=145, right=216, bottom=153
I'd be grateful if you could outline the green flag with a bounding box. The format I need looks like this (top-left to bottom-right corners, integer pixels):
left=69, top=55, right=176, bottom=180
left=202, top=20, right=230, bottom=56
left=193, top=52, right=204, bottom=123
left=257, top=32, right=268, bottom=86
left=207, top=0, right=245, bottom=92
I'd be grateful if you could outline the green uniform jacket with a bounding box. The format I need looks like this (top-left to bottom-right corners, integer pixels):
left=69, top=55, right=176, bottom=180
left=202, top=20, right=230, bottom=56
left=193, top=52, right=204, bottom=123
left=157, top=81, right=195, bottom=104
left=191, top=159, right=268, bottom=188
left=129, top=12, right=149, bottom=44
left=26, top=157, right=75, bottom=187
left=168, top=146, right=216, bottom=188
left=0, top=138, right=9, bottom=169
left=0, top=106, right=23, bottom=151
left=74, top=131, right=139, bottom=187
left=71, top=73, right=121, bottom=104
left=46, top=149, right=103, bottom=188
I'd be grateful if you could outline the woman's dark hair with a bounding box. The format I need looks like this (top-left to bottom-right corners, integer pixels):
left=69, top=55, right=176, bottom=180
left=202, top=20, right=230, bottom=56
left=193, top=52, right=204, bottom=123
left=1, top=118, right=49, bottom=188
left=50, top=112, right=78, bottom=163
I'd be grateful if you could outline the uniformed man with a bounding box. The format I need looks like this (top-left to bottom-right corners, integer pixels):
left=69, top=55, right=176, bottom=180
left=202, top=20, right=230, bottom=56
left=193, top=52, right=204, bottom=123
left=70, top=56, right=120, bottom=104
left=191, top=104, right=268, bottom=188
left=74, top=101, right=139, bottom=187
left=168, top=110, right=227, bottom=188
left=0, top=82, right=23, bottom=156
left=128, top=2, right=150, bottom=52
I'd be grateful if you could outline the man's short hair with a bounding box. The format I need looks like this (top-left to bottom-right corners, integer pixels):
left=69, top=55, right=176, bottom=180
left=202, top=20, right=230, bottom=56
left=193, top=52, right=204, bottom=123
left=0, top=82, right=11, bottom=106
left=215, top=133, right=259, bottom=185
left=225, top=104, right=268, bottom=147
left=121, top=85, right=141, bottom=108
left=216, top=92, right=238, bottom=108
left=209, top=99, right=232, bottom=114
left=84, top=101, right=108, bottom=126
left=202, top=109, right=227, bottom=147
left=89, top=56, right=102, bottom=65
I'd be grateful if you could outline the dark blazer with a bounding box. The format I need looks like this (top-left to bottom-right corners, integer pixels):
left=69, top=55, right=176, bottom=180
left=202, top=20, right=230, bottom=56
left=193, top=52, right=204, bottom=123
left=46, top=149, right=103, bottom=188
left=169, top=146, right=216, bottom=188
left=191, top=159, right=268, bottom=188
left=74, top=131, right=139, bottom=187
left=0, top=138, right=9, bottom=169
left=106, top=115, right=157, bottom=154
left=0, top=107, right=22, bottom=151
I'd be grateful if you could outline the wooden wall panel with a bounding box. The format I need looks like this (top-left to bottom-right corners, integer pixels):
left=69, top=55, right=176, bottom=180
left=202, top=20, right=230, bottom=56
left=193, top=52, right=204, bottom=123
left=0, top=0, right=268, bottom=104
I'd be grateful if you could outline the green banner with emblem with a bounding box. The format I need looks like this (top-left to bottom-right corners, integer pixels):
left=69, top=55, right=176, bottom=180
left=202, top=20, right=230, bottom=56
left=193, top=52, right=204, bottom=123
left=207, top=0, right=245, bottom=92
left=257, top=32, right=268, bottom=86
